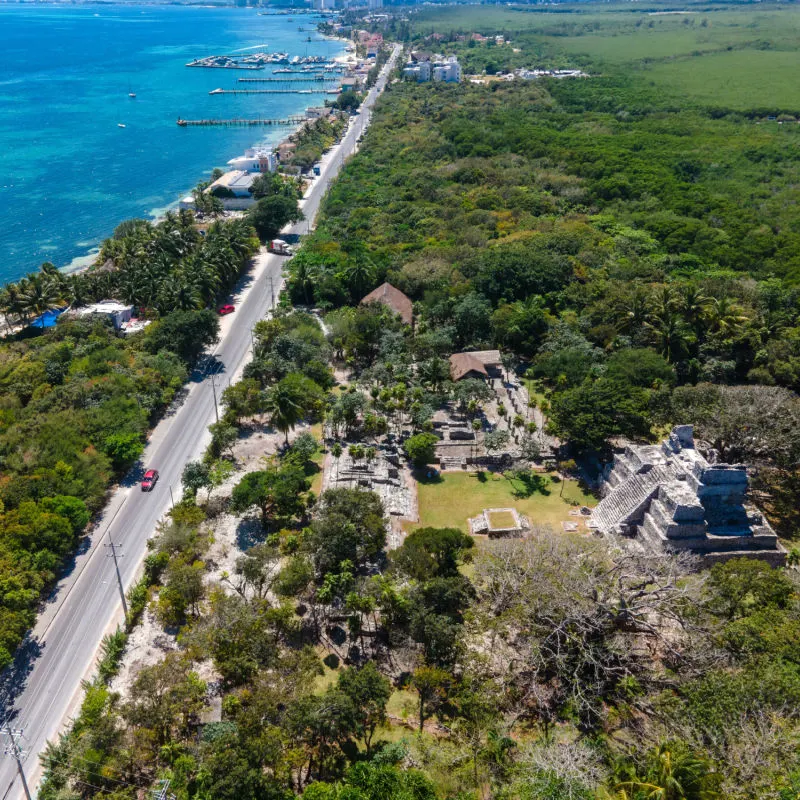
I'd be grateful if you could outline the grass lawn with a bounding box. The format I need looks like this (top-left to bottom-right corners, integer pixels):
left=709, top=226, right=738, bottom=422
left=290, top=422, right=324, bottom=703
left=487, top=510, right=517, bottom=529
left=523, top=379, right=548, bottom=411
left=411, top=471, right=595, bottom=534
left=313, top=658, right=340, bottom=694
left=386, top=688, right=419, bottom=725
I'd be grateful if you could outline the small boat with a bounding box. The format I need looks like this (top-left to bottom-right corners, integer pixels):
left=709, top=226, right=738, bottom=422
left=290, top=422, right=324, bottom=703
left=117, top=123, right=127, bottom=128
left=128, top=92, right=136, bottom=98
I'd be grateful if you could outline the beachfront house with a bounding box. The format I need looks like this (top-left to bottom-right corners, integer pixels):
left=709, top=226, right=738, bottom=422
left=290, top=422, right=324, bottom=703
left=227, top=148, right=278, bottom=174
left=207, top=170, right=257, bottom=210
left=73, top=301, right=134, bottom=331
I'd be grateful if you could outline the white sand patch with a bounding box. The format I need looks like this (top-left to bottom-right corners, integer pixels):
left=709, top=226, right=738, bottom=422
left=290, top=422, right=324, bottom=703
left=109, top=601, right=178, bottom=699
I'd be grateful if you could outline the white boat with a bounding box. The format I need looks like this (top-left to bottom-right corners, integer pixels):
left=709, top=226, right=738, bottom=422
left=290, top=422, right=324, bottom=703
left=117, top=123, right=126, bottom=128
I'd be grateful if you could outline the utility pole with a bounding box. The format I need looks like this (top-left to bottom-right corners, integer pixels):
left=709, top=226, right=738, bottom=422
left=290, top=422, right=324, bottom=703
left=169, top=485, right=175, bottom=510
left=268, top=275, right=275, bottom=308
left=150, top=779, right=175, bottom=800
left=105, top=542, right=128, bottom=619
left=210, top=374, right=219, bottom=423
left=1, top=725, right=32, bottom=800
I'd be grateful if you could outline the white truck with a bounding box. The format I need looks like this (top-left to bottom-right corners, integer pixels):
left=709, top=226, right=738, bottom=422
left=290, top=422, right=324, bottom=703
left=269, top=239, right=293, bottom=256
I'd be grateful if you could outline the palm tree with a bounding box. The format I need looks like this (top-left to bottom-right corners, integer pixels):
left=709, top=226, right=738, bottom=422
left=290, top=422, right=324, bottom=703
left=645, top=291, right=693, bottom=364
left=707, top=295, right=749, bottom=339
left=263, top=382, right=305, bottom=446
left=418, top=355, right=449, bottom=393
left=614, top=285, right=651, bottom=335
left=342, top=257, right=376, bottom=300
left=0, top=284, right=23, bottom=331
left=613, top=743, right=720, bottom=800
left=331, top=442, right=343, bottom=484
left=19, top=273, right=61, bottom=319
left=676, top=283, right=711, bottom=344
left=155, top=274, right=203, bottom=314
left=292, top=258, right=321, bottom=306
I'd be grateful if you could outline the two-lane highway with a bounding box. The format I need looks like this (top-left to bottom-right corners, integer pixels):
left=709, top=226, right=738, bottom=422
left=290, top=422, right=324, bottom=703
left=0, top=44, right=400, bottom=799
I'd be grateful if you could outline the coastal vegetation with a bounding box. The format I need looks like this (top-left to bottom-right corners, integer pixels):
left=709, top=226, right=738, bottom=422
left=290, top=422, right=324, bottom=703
left=288, top=112, right=349, bottom=171
left=18, top=6, right=800, bottom=800
left=0, top=212, right=259, bottom=667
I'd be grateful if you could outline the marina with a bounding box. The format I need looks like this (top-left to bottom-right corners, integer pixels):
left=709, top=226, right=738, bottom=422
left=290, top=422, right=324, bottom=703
left=186, top=52, right=290, bottom=69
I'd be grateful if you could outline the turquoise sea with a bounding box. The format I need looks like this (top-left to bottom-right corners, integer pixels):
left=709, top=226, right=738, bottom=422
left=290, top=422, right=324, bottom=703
left=0, top=3, right=343, bottom=282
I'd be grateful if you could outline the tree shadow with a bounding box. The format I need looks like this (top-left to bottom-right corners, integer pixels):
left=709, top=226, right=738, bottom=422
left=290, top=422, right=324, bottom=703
left=235, top=517, right=264, bottom=552
left=414, top=468, right=443, bottom=485
left=191, top=354, right=226, bottom=384
left=508, top=470, right=551, bottom=498
left=0, top=635, right=43, bottom=720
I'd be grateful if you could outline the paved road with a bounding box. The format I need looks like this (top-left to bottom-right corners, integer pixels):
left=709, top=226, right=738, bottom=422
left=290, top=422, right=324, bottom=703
left=0, top=45, right=401, bottom=800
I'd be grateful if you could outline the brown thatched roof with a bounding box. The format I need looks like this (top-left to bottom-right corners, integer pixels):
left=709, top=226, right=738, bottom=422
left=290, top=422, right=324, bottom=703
left=449, top=350, right=502, bottom=381
left=360, top=282, right=413, bottom=325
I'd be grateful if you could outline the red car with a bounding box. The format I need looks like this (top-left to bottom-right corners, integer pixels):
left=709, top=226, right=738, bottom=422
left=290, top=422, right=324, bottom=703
left=218, top=304, right=235, bottom=316
left=141, top=469, right=159, bottom=492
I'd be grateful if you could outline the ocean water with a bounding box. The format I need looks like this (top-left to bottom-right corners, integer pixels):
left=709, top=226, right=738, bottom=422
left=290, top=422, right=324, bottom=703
left=0, top=3, right=343, bottom=282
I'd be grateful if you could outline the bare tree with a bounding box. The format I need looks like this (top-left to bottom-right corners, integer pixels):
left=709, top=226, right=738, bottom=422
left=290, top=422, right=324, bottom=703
left=467, top=533, right=708, bottom=732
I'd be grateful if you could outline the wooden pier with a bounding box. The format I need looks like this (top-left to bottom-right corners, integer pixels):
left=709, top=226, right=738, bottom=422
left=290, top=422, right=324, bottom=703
left=238, top=76, right=333, bottom=83
left=273, top=67, right=341, bottom=74
left=177, top=116, right=305, bottom=127
left=209, top=87, right=329, bottom=95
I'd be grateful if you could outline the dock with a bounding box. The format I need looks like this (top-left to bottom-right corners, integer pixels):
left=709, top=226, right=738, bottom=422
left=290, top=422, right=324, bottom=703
left=238, top=76, right=333, bottom=83
left=186, top=63, right=265, bottom=71
left=209, top=88, right=329, bottom=95
left=273, top=68, right=340, bottom=74
left=177, top=116, right=306, bottom=127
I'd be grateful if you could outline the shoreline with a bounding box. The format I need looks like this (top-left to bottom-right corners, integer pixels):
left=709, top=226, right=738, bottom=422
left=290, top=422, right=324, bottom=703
left=46, top=30, right=350, bottom=279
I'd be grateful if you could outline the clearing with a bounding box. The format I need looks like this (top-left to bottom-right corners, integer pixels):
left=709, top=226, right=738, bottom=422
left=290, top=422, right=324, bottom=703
left=409, top=471, right=595, bottom=534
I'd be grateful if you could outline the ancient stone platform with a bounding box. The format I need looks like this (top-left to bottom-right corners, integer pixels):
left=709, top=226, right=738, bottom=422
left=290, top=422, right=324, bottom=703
left=589, top=425, right=786, bottom=566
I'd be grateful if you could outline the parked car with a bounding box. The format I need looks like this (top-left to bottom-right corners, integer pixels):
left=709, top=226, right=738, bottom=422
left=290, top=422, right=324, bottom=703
left=218, top=304, right=235, bottom=316
left=141, top=469, right=159, bottom=492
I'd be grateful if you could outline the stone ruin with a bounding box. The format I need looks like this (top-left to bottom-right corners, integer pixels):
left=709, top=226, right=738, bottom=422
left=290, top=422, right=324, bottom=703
left=469, top=507, right=530, bottom=538
left=589, top=425, right=786, bottom=566
left=328, top=444, right=412, bottom=519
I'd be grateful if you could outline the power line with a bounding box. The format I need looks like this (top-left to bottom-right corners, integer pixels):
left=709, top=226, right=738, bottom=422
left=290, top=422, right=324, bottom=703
left=150, top=778, right=175, bottom=800
left=0, top=726, right=31, bottom=800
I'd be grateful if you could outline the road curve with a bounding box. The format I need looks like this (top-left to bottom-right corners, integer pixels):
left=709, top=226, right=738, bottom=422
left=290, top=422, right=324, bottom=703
left=0, top=44, right=400, bottom=800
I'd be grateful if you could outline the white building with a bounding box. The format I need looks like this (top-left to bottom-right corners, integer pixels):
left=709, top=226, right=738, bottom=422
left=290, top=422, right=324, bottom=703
left=515, top=67, right=587, bottom=80
left=403, top=60, right=431, bottom=82
left=313, top=0, right=335, bottom=9
left=207, top=170, right=257, bottom=210
left=367, top=0, right=383, bottom=9
left=404, top=55, right=460, bottom=83
left=432, top=56, right=461, bottom=83
left=73, top=301, right=134, bottom=330
left=226, top=147, right=278, bottom=173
